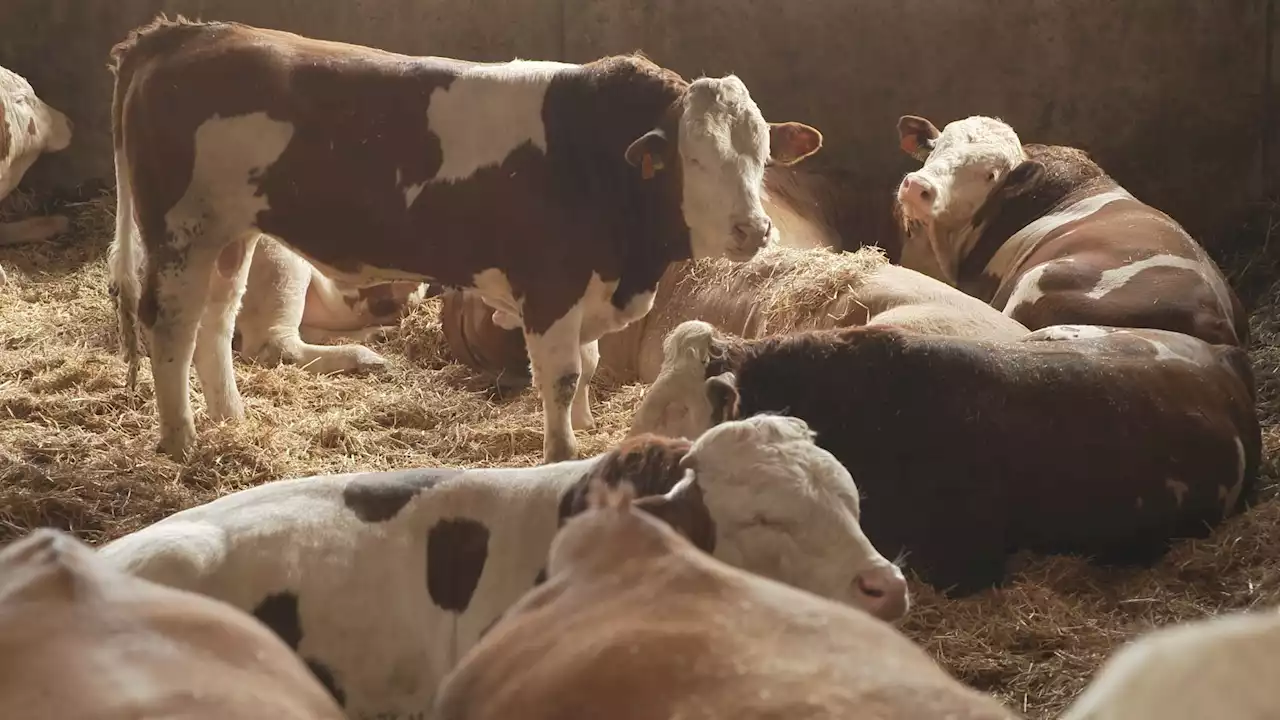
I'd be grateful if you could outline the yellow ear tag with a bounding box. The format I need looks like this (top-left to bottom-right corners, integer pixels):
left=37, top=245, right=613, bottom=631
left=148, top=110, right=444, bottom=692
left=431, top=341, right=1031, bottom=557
left=641, top=153, right=656, bottom=180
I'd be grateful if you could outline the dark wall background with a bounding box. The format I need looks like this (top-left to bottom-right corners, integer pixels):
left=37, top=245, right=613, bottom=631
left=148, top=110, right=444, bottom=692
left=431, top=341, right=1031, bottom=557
left=2, top=0, right=1275, bottom=249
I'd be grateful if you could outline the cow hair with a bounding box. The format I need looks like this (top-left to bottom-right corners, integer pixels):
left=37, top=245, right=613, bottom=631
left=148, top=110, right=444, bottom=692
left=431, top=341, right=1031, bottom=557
left=559, top=435, right=693, bottom=523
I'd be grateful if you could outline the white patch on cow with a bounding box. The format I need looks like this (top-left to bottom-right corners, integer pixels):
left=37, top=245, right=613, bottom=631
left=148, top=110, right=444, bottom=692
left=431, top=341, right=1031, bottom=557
left=470, top=268, right=523, bottom=326
left=984, top=188, right=1135, bottom=281
left=426, top=60, right=575, bottom=183
left=1001, top=257, right=1076, bottom=315
left=396, top=168, right=426, bottom=208
left=165, top=113, right=296, bottom=247
left=1125, top=333, right=1199, bottom=366
left=1023, top=324, right=1116, bottom=342
left=1084, top=254, right=1206, bottom=301
left=1165, top=479, right=1189, bottom=508
left=1219, top=436, right=1247, bottom=515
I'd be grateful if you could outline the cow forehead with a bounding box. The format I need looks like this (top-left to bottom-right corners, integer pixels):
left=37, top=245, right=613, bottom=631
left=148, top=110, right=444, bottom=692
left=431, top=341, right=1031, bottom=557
left=929, top=116, right=1023, bottom=169
left=681, top=76, right=768, bottom=157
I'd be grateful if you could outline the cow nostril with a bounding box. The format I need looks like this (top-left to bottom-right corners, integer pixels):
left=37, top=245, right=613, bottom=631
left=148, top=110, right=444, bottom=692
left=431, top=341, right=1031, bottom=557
left=918, top=188, right=933, bottom=201
left=856, top=575, right=886, bottom=598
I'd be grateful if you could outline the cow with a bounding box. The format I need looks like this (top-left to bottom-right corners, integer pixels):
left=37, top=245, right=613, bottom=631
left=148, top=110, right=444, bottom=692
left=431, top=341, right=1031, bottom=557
left=893, top=115, right=1247, bottom=347
left=97, top=415, right=908, bottom=718
left=0, top=527, right=345, bottom=720
left=440, top=244, right=1031, bottom=389
left=232, top=236, right=430, bottom=374
left=628, top=320, right=1260, bottom=595
left=0, top=64, right=74, bottom=283
left=434, top=478, right=1019, bottom=720
left=105, top=16, right=824, bottom=465
left=1060, top=607, right=1280, bottom=720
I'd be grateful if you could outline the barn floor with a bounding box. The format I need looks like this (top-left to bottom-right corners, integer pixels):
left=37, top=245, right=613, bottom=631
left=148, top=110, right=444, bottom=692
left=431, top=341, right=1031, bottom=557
left=2, top=189, right=1278, bottom=719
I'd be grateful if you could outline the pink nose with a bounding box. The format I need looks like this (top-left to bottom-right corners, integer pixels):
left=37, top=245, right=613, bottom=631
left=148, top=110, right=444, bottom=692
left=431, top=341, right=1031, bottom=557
left=732, top=217, right=774, bottom=251
left=854, top=564, right=910, bottom=621
left=898, top=174, right=936, bottom=216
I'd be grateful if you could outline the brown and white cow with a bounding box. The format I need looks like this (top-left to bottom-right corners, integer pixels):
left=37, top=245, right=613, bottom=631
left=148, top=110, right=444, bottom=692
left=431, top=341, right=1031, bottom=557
left=629, top=320, right=1260, bottom=595
left=894, top=115, right=1247, bottom=347
left=1060, top=606, right=1280, bottom=720
left=99, top=415, right=906, bottom=717
left=0, top=64, right=74, bottom=282
left=232, top=236, right=430, bottom=374
left=434, top=478, right=1019, bottom=720
left=106, top=15, right=823, bottom=464
left=0, top=527, right=345, bottom=720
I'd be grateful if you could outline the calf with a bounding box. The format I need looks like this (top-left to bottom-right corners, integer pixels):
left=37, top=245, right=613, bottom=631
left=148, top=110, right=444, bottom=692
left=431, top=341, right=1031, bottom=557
left=0, top=528, right=345, bottom=720
left=98, top=415, right=906, bottom=718
left=233, top=236, right=429, bottom=374
left=1061, top=607, right=1280, bottom=720
left=106, top=16, right=823, bottom=464
left=441, top=245, right=1030, bottom=388
left=894, top=115, right=1246, bottom=346
left=0, top=64, right=74, bottom=282
left=435, top=479, right=1018, bottom=720
left=630, top=320, right=1260, bottom=595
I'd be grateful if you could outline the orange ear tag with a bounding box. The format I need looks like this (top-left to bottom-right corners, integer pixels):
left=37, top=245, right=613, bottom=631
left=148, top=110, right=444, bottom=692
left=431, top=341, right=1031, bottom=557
left=641, top=153, right=656, bottom=180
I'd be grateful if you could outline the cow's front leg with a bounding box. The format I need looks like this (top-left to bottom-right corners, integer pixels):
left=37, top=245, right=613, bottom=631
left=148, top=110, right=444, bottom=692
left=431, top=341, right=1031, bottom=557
left=571, top=339, right=599, bottom=430
left=524, top=308, right=584, bottom=464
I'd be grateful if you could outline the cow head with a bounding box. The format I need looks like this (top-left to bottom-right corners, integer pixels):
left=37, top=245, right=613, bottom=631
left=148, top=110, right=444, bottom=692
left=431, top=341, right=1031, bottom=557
left=628, top=320, right=736, bottom=440
left=625, top=75, right=823, bottom=262
left=894, top=115, right=1038, bottom=284
left=0, top=67, right=72, bottom=197
left=678, top=415, right=909, bottom=621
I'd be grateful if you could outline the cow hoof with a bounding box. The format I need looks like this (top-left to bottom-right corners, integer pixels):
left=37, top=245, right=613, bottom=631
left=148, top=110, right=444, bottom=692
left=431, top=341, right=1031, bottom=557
left=570, top=411, right=596, bottom=431
left=156, top=424, right=197, bottom=461
left=352, top=347, right=389, bottom=373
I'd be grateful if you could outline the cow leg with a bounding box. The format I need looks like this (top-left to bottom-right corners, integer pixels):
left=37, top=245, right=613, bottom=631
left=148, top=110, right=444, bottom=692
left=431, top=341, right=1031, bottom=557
left=0, top=215, right=71, bottom=246
left=193, top=235, right=258, bottom=422
left=524, top=308, right=585, bottom=464
left=297, top=325, right=397, bottom=346
left=145, top=248, right=221, bottom=460
left=571, top=339, right=599, bottom=430
left=237, top=240, right=387, bottom=374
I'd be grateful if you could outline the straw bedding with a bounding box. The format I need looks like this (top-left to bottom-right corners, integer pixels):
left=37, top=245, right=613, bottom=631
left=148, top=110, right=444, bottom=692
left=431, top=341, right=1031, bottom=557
left=1, top=188, right=1277, bottom=719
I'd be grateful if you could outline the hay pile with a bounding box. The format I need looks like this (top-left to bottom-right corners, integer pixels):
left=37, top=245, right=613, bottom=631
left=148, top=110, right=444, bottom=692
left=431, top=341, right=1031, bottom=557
left=1, top=189, right=1278, bottom=719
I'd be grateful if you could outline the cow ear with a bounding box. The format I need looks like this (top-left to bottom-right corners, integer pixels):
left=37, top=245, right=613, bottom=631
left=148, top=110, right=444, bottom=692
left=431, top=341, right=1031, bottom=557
left=705, top=372, right=739, bottom=425
left=633, top=470, right=716, bottom=553
left=768, top=122, right=823, bottom=166
left=998, top=159, right=1046, bottom=198
left=898, top=115, right=940, bottom=162
left=625, top=128, right=670, bottom=179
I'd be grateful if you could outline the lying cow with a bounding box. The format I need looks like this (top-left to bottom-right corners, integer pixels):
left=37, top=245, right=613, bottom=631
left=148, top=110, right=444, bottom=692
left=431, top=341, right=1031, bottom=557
left=894, top=115, right=1247, bottom=346
left=106, top=15, right=823, bottom=464
left=232, top=236, right=430, bottom=374
left=442, top=244, right=1030, bottom=388
left=0, top=64, right=74, bottom=283
left=0, top=528, right=345, bottom=720
left=630, top=320, right=1260, bottom=595
left=1061, top=607, right=1280, bottom=720
left=98, top=415, right=907, bottom=717
left=434, top=478, right=1019, bottom=720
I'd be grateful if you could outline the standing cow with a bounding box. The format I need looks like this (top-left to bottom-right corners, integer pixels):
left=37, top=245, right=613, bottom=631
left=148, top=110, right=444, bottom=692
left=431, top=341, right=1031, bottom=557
left=0, top=64, right=74, bottom=283
left=106, top=15, right=823, bottom=464
left=893, top=115, right=1246, bottom=346
left=99, top=415, right=907, bottom=717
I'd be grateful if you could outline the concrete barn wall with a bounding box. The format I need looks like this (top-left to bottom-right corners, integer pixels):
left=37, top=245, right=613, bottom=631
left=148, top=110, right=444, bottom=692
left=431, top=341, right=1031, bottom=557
left=1, top=0, right=1274, bottom=248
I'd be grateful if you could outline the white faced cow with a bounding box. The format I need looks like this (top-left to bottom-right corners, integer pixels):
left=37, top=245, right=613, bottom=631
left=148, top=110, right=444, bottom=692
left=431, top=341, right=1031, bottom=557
left=106, top=15, right=823, bottom=464
left=0, top=64, right=74, bottom=283
left=98, top=415, right=906, bottom=718
left=0, top=528, right=345, bottom=720
left=893, top=115, right=1246, bottom=347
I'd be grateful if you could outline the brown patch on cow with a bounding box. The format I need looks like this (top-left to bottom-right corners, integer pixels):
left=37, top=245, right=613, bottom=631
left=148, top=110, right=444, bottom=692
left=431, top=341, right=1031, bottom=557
left=251, top=591, right=348, bottom=707
left=439, top=289, right=532, bottom=385
left=341, top=469, right=459, bottom=523
left=427, top=518, right=490, bottom=613
left=113, top=18, right=696, bottom=337
left=705, top=372, right=739, bottom=425
left=0, top=103, right=10, bottom=162
left=558, top=435, right=694, bottom=525
left=26, top=117, right=36, bottom=136
left=632, top=479, right=717, bottom=554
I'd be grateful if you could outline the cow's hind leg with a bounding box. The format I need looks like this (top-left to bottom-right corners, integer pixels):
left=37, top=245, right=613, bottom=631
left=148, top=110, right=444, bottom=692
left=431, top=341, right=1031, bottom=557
left=193, top=234, right=258, bottom=422
left=525, top=307, right=585, bottom=464
left=571, top=339, right=599, bottom=430
left=144, top=246, right=221, bottom=460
